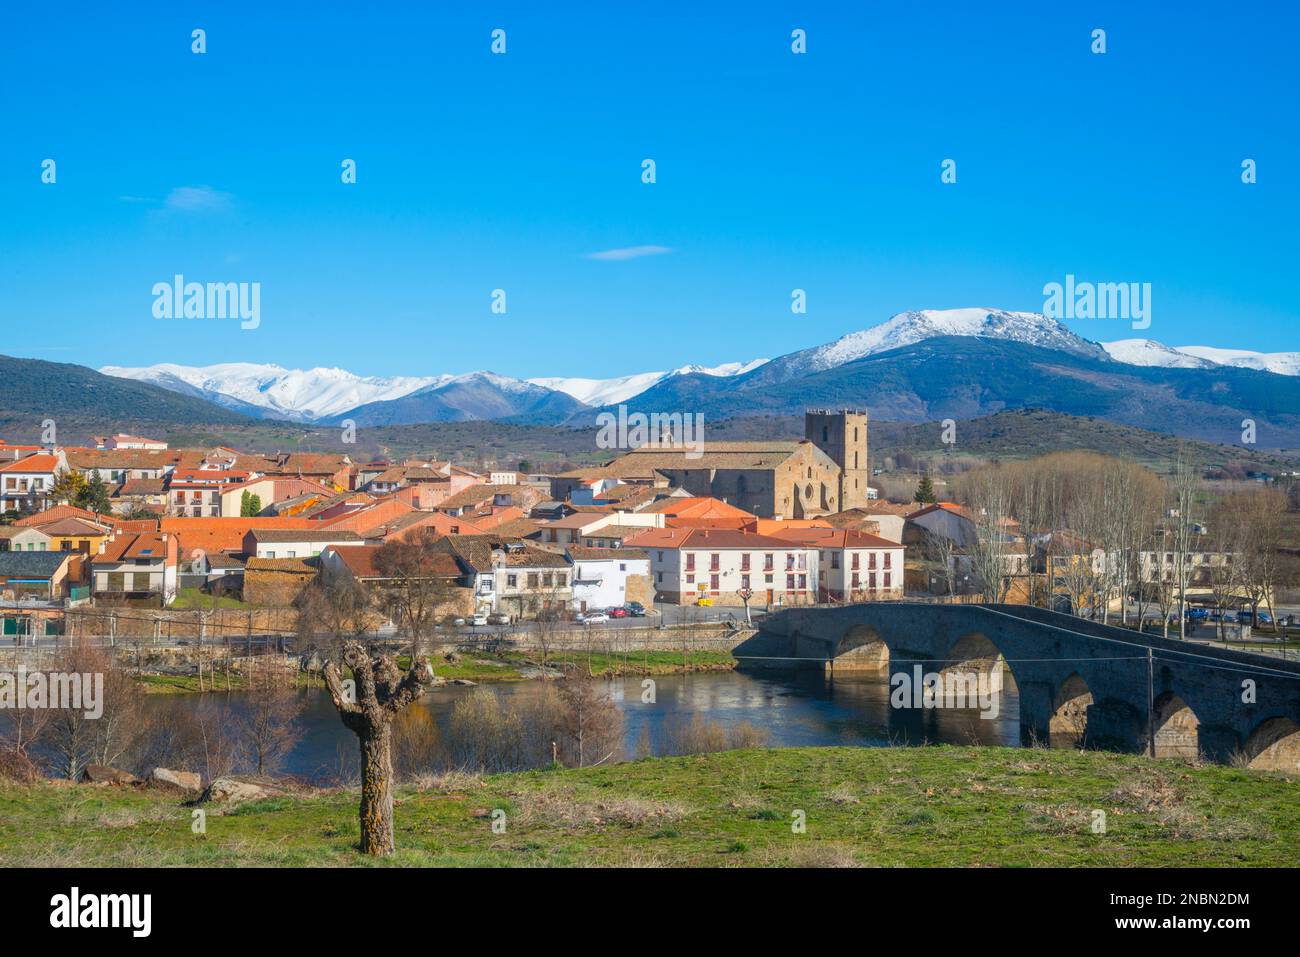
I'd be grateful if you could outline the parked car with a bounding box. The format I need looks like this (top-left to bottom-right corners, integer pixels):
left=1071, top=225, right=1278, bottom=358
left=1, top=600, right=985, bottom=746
left=487, top=613, right=511, bottom=626
left=468, top=613, right=488, bottom=627
left=609, top=606, right=628, bottom=618
left=626, top=601, right=646, bottom=617
left=1187, top=607, right=1209, bottom=620
left=452, top=617, right=466, bottom=626
left=581, top=612, right=609, bottom=624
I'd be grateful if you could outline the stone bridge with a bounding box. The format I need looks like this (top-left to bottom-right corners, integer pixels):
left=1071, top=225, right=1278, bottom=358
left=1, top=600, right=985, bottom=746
left=736, top=602, right=1300, bottom=770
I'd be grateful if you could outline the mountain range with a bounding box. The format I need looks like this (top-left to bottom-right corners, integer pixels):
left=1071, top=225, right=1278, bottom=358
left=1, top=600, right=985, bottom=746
left=20, top=307, right=1296, bottom=448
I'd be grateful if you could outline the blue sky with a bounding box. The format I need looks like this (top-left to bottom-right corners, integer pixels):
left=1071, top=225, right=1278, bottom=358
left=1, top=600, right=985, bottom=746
left=2, top=0, right=1296, bottom=379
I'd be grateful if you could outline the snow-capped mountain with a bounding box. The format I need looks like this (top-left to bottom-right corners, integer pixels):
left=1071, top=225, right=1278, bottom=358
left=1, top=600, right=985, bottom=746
left=98, top=362, right=444, bottom=422
left=529, top=359, right=767, bottom=407
left=98, top=307, right=1297, bottom=427
left=1099, top=340, right=1216, bottom=370
left=1101, top=341, right=1300, bottom=376
left=761, top=308, right=1107, bottom=382
left=1173, top=346, right=1300, bottom=377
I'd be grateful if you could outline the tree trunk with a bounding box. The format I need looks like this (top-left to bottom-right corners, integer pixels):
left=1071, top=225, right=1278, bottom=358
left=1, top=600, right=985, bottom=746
left=359, top=721, right=395, bottom=855
left=323, top=639, right=433, bottom=858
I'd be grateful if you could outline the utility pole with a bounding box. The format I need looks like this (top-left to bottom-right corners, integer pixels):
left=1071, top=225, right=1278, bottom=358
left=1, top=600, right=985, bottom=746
left=1146, top=646, right=1156, bottom=758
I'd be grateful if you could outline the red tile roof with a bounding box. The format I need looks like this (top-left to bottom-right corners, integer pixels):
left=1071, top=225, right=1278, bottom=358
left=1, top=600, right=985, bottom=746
left=0, top=454, right=61, bottom=473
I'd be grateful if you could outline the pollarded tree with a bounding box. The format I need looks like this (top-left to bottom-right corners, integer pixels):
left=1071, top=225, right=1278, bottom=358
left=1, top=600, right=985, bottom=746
left=323, top=642, right=434, bottom=855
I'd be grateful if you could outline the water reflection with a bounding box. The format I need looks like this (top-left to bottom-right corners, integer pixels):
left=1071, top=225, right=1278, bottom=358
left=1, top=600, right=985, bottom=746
left=145, top=669, right=1022, bottom=782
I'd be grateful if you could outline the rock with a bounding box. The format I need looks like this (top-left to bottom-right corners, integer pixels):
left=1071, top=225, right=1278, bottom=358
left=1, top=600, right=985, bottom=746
left=79, top=765, right=139, bottom=786
left=199, top=776, right=287, bottom=805
left=450, top=678, right=477, bottom=686
left=149, top=767, right=202, bottom=794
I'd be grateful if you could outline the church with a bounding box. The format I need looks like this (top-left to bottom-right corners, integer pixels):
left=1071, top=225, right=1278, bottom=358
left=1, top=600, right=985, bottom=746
left=555, top=410, right=870, bottom=520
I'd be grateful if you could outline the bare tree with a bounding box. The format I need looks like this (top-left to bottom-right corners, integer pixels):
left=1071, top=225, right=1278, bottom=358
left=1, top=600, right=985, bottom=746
left=323, top=641, right=434, bottom=855
left=556, top=673, right=623, bottom=767
left=43, top=640, right=146, bottom=779
left=234, top=658, right=304, bottom=775
left=372, top=529, right=460, bottom=661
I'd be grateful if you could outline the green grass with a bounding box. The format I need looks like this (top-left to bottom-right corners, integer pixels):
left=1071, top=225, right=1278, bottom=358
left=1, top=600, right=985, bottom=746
left=136, top=650, right=737, bottom=694
left=3, top=746, right=1296, bottom=867
left=168, top=588, right=255, bottom=610
left=428, top=650, right=736, bottom=682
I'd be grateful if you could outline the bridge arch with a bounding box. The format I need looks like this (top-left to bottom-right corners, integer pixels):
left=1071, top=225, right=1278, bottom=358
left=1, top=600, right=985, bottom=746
left=941, top=631, right=1018, bottom=692
left=1152, top=692, right=1201, bottom=760
left=834, top=624, right=889, bottom=672
left=1049, top=672, right=1093, bottom=748
left=1242, top=717, right=1300, bottom=771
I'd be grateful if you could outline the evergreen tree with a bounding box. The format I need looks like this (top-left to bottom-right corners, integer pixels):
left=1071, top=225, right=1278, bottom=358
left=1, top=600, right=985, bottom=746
left=79, top=472, right=112, bottom=515
left=914, top=475, right=936, bottom=504
left=248, top=493, right=262, bottom=516
left=240, top=490, right=253, bottom=517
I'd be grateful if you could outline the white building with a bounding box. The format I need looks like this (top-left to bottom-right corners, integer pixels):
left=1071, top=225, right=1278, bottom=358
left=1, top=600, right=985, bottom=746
left=567, top=546, right=651, bottom=612
left=627, top=527, right=820, bottom=606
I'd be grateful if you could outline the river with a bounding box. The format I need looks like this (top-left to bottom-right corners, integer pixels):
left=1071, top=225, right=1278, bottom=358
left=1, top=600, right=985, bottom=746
left=145, top=669, right=1022, bottom=782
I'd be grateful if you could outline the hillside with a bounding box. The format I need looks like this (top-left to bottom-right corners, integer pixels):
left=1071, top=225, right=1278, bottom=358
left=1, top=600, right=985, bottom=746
left=1, top=746, right=1294, bottom=867
left=593, top=337, right=1300, bottom=448
left=2, top=408, right=1287, bottom=477
left=0, top=355, right=249, bottom=429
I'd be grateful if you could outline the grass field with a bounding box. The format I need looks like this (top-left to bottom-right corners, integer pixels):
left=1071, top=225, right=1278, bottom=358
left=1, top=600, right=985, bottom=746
left=2, top=746, right=1295, bottom=867
left=138, top=650, right=738, bottom=693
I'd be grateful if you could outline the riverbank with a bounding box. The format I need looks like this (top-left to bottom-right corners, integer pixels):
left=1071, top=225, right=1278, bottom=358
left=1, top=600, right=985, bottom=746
left=2, top=746, right=1295, bottom=866
left=137, top=649, right=739, bottom=694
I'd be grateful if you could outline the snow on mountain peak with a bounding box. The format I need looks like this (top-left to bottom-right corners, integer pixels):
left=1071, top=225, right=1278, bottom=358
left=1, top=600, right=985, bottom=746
left=100, top=362, right=443, bottom=420
left=781, top=307, right=1104, bottom=377
left=528, top=359, right=768, bottom=407
left=1173, top=346, right=1300, bottom=377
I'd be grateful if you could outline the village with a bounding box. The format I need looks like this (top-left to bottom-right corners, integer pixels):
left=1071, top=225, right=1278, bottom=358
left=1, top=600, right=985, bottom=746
left=1, top=410, right=1290, bottom=646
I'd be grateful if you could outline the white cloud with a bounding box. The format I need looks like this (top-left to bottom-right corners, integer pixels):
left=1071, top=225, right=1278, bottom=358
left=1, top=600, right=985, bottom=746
left=163, top=185, right=234, bottom=213
left=584, top=245, right=672, bottom=261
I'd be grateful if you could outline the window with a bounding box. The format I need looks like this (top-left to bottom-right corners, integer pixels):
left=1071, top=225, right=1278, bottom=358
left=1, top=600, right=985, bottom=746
left=555, top=573, right=566, bottom=587
left=686, top=553, right=695, bottom=572
left=786, top=574, right=795, bottom=591
left=741, top=574, right=750, bottom=590
left=764, top=553, right=774, bottom=571
left=868, top=552, right=877, bottom=569
left=507, top=574, right=517, bottom=588
left=709, top=553, right=719, bottom=571
left=831, top=552, right=840, bottom=569
left=869, top=572, right=877, bottom=589
left=741, top=553, right=750, bottom=571
left=851, top=552, right=860, bottom=570
left=542, top=572, right=553, bottom=587
left=851, top=572, right=860, bottom=589
left=884, top=552, right=892, bottom=569
left=527, top=572, right=539, bottom=588
left=686, top=574, right=694, bottom=585
left=883, top=572, right=891, bottom=588
left=798, top=574, right=806, bottom=590
left=710, top=574, right=719, bottom=591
